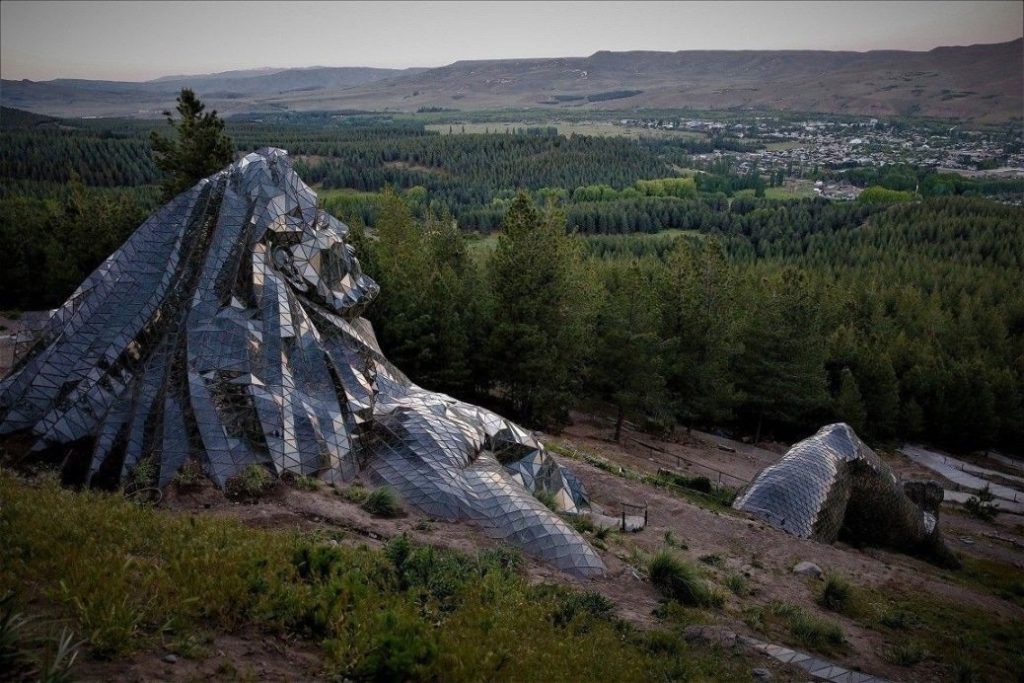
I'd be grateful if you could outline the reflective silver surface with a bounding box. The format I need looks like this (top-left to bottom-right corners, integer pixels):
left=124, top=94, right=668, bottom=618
left=735, top=423, right=944, bottom=552
left=0, top=148, right=604, bottom=577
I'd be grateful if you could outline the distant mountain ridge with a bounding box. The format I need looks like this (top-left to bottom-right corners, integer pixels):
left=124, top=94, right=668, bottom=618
left=2, top=40, right=1020, bottom=121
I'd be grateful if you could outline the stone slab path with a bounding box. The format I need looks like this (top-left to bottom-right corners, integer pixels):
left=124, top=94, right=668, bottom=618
left=739, top=634, right=892, bottom=683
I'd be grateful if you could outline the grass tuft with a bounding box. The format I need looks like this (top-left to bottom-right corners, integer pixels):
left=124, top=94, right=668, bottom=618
left=224, top=463, right=274, bottom=500
left=818, top=574, right=852, bottom=613
left=361, top=486, right=403, bottom=517
left=882, top=640, right=928, bottom=667
left=789, top=612, right=845, bottom=651
left=647, top=550, right=721, bottom=607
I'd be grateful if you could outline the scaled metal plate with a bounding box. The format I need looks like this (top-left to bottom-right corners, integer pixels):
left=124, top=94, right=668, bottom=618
left=0, top=148, right=604, bottom=577
left=734, top=423, right=945, bottom=554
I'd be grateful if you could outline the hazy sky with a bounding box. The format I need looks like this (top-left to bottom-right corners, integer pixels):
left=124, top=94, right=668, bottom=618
left=2, top=1, right=1021, bottom=81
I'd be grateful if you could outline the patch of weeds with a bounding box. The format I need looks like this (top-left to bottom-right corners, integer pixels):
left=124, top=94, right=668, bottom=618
left=567, top=514, right=595, bottom=535
left=953, top=659, right=979, bottom=682
left=955, top=556, right=1024, bottom=608
left=698, top=554, right=723, bottom=568
left=336, top=482, right=369, bottom=504
left=745, top=601, right=846, bottom=656
left=172, top=459, right=205, bottom=491
left=725, top=573, right=749, bottom=596
left=647, top=550, right=721, bottom=608
left=361, top=486, right=403, bottom=517
left=291, top=474, right=319, bottom=491
left=413, top=520, right=434, bottom=533
left=818, top=574, right=852, bottom=613
left=840, top=582, right=1024, bottom=681
left=128, top=457, right=157, bottom=490
left=963, top=485, right=999, bottom=521
left=882, top=640, right=928, bottom=667
left=535, top=489, right=559, bottom=512
left=551, top=591, right=616, bottom=629
left=652, top=599, right=711, bottom=626
left=224, top=463, right=274, bottom=500
left=594, top=525, right=614, bottom=543
left=789, top=612, right=845, bottom=653
left=879, top=608, right=914, bottom=630
left=1, top=592, right=82, bottom=682
left=166, top=630, right=212, bottom=660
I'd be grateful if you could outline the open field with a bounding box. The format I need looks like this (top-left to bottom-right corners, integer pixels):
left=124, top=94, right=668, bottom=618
left=426, top=121, right=706, bottom=140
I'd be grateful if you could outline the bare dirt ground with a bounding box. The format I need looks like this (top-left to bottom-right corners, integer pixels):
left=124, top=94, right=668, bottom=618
left=548, top=415, right=1024, bottom=683
left=60, top=414, right=1024, bottom=682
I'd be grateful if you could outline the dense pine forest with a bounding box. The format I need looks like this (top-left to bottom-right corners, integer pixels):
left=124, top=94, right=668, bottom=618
left=1, top=107, right=1021, bottom=453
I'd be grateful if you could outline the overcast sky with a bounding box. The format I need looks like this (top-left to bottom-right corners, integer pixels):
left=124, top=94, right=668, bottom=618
left=2, top=1, right=1021, bottom=81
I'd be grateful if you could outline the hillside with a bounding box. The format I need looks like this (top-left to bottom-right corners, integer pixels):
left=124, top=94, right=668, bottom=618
left=272, top=39, right=1024, bottom=122
left=0, top=65, right=426, bottom=119
left=2, top=39, right=1020, bottom=121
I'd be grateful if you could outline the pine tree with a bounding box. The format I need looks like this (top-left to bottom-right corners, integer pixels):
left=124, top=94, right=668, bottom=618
left=150, top=89, right=234, bottom=200
left=734, top=268, right=828, bottom=442
left=486, top=192, right=593, bottom=428
left=591, top=262, right=667, bottom=441
left=835, top=368, right=868, bottom=434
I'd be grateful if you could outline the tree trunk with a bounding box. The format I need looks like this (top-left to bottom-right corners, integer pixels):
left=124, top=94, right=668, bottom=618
left=614, top=405, right=625, bottom=442
left=754, top=413, right=763, bottom=445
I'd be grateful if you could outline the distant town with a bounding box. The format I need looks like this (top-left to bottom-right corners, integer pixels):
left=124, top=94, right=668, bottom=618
left=619, top=115, right=1024, bottom=202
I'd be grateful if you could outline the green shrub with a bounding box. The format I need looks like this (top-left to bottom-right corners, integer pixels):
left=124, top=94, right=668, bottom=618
left=725, top=573, right=749, bottom=596
left=818, top=574, right=852, bottom=612
left=337, top=482, right=369, bottom=504
left=128, top=457, right=157, bottom=490
left=173, top=459, right=205, bottom=491
left=963, top=485, right=999, bottom=521
left=362, top=486, right=403, bottom=517
left=552, top=591, right=616, bottom=628
left=883, top=640, right=927, bottom=666
left=647, top=551, right=719, bottom=607
left=225, top=463, right=274, bottom=500
left=698, top=554, right=723, bottom=567
left=879, top=608, right=913, bottom=630
left=790, top=612, right=845, bottom=651
left=291, top=474, right=319, bottom=491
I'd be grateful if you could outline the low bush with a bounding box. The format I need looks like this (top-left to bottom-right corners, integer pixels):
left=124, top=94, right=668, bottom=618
left=173, top=459, right=205, bottom=491
left=647, top=551, right=721, bottom=607
left=818, top=574, right=852, bottom=612
left=291, top=474, right=320, bottom=491
left=725, top=573, right=749, bottom=596
left=224, top=463, right=274, bottom=500
left=883, top=640, right=928, bottom=666
left=789, top=612, right=845, bottom=651
left=963, top=485, right=999, bottom=521
left=361, top=486, right=403, bottom=517
left=337, top=482, right=369, bottom=504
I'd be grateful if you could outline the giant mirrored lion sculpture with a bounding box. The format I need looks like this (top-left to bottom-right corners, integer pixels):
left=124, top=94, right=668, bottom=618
left=0, top=148, right=605, bottom=577
left=735, top=423, right=955, bottom=565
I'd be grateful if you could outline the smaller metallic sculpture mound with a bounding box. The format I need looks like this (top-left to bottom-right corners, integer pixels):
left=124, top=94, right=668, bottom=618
left=734, top=423, right=954, bottom=563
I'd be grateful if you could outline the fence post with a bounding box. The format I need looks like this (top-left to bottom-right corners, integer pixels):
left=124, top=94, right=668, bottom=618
left=621, top=508, right=626, bottom=532
left=644, top=505, right=648, bottom=526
